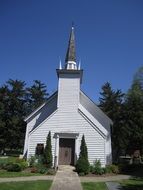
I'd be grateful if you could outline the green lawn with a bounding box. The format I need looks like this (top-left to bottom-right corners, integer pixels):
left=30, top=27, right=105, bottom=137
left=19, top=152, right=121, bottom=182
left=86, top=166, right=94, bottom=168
left=0, top=170, right=44, bottom=178
left=0, top=180, right=52, bottom=190
left=82, top=182, right=108, bottom=190
left=120, top=179, right=143, bottom=190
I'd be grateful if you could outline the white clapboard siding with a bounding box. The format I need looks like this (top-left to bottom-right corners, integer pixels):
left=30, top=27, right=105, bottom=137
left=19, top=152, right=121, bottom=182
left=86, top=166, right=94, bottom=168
left=25, top=70, right=112, bottom=167
left=57, top=75, right=80, bottom=110
left=28, top=109, right=106, bottom=166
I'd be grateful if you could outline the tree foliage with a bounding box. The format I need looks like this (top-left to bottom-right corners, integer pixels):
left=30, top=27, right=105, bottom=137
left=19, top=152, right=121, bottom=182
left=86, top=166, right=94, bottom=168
left=99, top=82, right=127, bottom=161
left=0, top=79, right=49, bottom=153
left=27, top=80, right=49, bottom=113
left=44, top=131, right=52, bottom=168
left=99, top=67, right=143, bottom=161
left=125, top=66, right=143, bottom=154
left=76, top=135, right=89, bottom=174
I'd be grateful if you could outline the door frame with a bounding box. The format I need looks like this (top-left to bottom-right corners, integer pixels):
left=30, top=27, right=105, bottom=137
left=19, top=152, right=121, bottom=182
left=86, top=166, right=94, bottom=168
left=53, top=133, right=79, bottom=168
left=59, top=138, right=75, bottom=165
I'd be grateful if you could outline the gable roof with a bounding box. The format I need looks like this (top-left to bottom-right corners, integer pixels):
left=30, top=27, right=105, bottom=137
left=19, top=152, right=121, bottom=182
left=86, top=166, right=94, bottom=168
left=25, top=90, right=112, bottom=136
left=24, top=91, right=58, bottom=122
left=79, top=91, right=113, bottom=129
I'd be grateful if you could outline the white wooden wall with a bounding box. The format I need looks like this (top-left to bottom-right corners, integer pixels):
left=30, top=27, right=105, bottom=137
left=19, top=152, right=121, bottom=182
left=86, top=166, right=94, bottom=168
left=25, top=72, right=112, bottom=166
left=28, top=110, right=106, bottom=166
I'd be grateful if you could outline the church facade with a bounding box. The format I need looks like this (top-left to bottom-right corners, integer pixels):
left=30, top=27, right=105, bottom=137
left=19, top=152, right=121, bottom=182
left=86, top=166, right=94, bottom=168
left=23, top=27, right=112, bottom=167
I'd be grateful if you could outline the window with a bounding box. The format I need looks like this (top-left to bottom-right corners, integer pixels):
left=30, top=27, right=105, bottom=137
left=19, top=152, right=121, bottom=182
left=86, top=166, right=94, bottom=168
left=35, top=144, right=44, bottom=155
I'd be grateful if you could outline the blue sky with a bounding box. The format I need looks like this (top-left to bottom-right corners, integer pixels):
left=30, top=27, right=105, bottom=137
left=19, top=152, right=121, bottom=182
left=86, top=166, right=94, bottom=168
left=0, top=0, right=143, bottom=102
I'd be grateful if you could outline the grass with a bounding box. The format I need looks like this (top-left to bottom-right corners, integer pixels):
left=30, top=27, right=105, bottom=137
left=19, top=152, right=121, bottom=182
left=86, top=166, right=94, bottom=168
left=82, top=182, right=108, bottom=190
left=0, top=180, right=52, bottom=190
left=120, top=178, right=143, bottom=190
left=0, top=170, right=44, bottom=177
left=82, top=179, right=143, bottom=190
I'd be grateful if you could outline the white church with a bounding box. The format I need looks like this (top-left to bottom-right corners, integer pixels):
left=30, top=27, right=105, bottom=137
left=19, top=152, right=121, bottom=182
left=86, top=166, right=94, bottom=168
left=23, top=27, right=112, bottom=167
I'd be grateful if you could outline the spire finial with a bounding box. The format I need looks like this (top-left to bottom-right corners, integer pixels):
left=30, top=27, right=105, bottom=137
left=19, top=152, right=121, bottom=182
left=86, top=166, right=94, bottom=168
left=78, top=60, right=81, bottom=70
left=65, top=25, right=77, bottom=70
left=59, top=58, right=62, bottom=70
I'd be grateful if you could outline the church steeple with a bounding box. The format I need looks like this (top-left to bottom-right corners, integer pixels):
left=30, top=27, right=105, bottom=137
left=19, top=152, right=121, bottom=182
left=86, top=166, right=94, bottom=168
left=57, top=26, right=83, bottom=83
left=65, top=26, right=77, bottom=70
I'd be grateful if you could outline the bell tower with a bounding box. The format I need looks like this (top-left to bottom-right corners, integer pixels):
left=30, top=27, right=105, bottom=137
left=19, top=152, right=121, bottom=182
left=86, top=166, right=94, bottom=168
left=57, top=27, right=83, bottom=110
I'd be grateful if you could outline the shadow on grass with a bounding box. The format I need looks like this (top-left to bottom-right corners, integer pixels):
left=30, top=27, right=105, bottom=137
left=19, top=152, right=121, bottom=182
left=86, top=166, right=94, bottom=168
left=119, top=178, right=143, bottom=190
left=121, top=184, right=143, bottom=190
left=119, top=164, right=143, bottom=190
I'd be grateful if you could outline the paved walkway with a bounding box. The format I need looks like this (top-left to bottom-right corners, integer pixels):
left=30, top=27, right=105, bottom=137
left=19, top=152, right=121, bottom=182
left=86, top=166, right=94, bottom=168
left=0, top=175, right=54, bottom=183
left=0, top=170, right=131, bottom=190
left=50, top=165, right=82, bottom=190
left=106, top=182, right=122, bottom=190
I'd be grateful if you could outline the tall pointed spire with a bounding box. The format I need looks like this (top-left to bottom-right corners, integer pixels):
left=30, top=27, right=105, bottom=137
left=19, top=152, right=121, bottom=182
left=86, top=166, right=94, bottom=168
left=65, top=26, right=77, bottom=70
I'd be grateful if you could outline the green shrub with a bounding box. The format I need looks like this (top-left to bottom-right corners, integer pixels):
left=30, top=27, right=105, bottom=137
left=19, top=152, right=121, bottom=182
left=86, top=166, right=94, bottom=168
left=93, top=160, right=104, bottom=175
left=106, top=165, right=113, bottom=173
left=106, top=164, right=119, bottom=174
left=38, top=166, right=48, bottom=174
left=44, top=131, right=53, bottom=168
left=0, top=157, right=28, bottom=171
left=94, top=167, right=104, bottom=175
left=75, top=135, right=90, bottom=175
left=6, top=163, right=22, bottom=172
left=76, top=135, right=90, bottom=174
left=14, top=158, right=28, bottom=170
left=76, top=157, right=89, bottom=175
left=28, top=156, right=37, bottom=167
left=90, top=160, right=107, bottom=175
left=0, top=159, right=7, bottom=169
left=37, top=155, right=45, bottom=165
left=19, top=161, right=28, bottom=170
left=0, top=158, right=15, bottom=169
left=89, top=165, right=94, bottom=173
left=102, top=167, right=107, bottom=174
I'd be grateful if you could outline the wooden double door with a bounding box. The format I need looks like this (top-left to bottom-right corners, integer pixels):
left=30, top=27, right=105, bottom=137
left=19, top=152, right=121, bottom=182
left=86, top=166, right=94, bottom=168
left=59, top=138, right=75, bottom=165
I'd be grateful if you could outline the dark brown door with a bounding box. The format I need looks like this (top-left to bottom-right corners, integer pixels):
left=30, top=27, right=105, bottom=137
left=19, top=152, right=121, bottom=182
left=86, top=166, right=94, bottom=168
left=59, top=138, right=75, bottom=165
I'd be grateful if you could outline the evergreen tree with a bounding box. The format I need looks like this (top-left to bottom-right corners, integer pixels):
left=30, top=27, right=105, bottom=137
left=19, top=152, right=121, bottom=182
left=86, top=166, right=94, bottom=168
left=125, top=67, right=143, bottom=154
left=79, top=135, right=88, bottom=160
left=99, top=82, right=127, bottom=162
left=0, top=85, right=9, bottom=152
left=44, top=131, right=52, bottom=168
left=76, top=135, right=89, bottom=174
left=6, top=79, right=27, bottom=150
left=0, top=79, right=49, bottom=153
left=99, top=82, right=124, bottom=120
left=27, top=80, right=49, bottom=112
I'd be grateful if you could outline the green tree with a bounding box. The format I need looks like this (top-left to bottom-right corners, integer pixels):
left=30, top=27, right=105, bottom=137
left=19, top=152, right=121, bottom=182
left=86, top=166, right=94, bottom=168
left=76, top=135, right=89, bottom=174
left=99, top=82, right=124, bottom=120
left=0, top=79, right=49, bottom=153
left=44, top=131, right=52, bottom=168
left=0, top=80, right=27, bottom=152
left=0, top=85, right=9, bottom=152
left=133, top=66, right=143, bottom=89
left=6, top=79, right=27, bottom=150
left=99, top=82, right=127, bottom=162
left=79, top=135, right=88, bottom=159
left=27, top=80, right=48, bottom=113
left=125, top=67, right=143, bottom=154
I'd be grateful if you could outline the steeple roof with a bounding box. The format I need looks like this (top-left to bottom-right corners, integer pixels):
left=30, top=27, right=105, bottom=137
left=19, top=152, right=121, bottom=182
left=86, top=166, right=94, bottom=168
left=65, top=26, right=76, bottom=63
